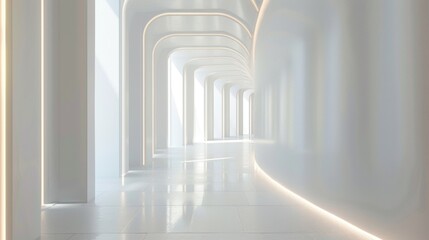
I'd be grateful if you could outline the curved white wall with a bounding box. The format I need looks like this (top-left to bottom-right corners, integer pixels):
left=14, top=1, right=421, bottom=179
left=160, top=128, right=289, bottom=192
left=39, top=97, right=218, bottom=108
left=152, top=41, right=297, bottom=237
left=253, top=0, right=429, bottom=239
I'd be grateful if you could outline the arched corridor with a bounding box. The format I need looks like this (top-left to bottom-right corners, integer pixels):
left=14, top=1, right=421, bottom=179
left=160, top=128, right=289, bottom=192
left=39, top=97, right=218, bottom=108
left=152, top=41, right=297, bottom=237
left=1, top=0, right=429, bottom=239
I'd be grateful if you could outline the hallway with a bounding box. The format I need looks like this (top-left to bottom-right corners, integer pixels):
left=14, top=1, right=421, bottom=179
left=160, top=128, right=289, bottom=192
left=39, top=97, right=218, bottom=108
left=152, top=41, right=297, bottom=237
left=2, top=0, right=429, bottom=239
left=41, top=142, right=361, bottom=240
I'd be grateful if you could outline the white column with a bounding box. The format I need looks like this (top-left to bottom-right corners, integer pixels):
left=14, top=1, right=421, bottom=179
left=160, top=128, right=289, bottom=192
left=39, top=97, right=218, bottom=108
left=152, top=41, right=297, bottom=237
left=205, top=78, right=215, bottom=140
left=213, top=80, right=224, bottom=139
left=44, top=0, right=94, bottom=203
left=10, top=0, right=41, bottom=239
left=237, top=89, right=245, bottom=136
left=223, top=84, right=232, bottom=138
left=184, top=66, right=195, bottom=145
left=229, top=85, right=240, bottom=137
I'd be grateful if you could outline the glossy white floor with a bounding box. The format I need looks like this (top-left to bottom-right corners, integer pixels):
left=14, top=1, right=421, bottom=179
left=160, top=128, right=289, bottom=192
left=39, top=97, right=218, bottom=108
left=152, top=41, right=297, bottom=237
left=41, top=142, right=363, bottom=240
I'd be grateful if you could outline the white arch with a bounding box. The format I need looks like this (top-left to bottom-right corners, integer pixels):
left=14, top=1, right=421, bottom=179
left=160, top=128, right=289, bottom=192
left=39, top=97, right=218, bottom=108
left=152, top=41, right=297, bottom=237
left=151, top=46, right=252, bottom=153
left=182, top=57, right=253, bottom=144
left=167, top=55, right=251, bottom=146
left=121, top=4, right=256, bottom=168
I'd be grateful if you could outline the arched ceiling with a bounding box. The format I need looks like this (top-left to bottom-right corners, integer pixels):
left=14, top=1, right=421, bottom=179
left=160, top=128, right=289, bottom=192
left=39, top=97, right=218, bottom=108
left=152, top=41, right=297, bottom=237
left=122, top=0, right=259, bottom=161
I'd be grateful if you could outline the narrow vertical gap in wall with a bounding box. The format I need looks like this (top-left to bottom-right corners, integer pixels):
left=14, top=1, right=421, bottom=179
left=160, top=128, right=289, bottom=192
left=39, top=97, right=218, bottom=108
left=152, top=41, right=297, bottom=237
left=40, top=0, right=45, bottom=206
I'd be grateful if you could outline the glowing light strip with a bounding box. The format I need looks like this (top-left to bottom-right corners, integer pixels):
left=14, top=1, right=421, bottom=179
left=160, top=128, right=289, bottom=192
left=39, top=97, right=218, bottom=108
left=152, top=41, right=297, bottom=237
left=162, top=47, right=250, bottom=69
left=123, top=0, right=254, bottom=38
left=184, top=57, right=251, bottom=74
left=1, top=0, right=6, bottom=237
left=153, top=33, right=251, bottom=60
left=41, top=0, right=45, bottom=206
left=250, top=0, right=260, bottom=12
left=254, top=160, right=382, bottom=240
left=252, top=0, right=270, bottom=67
left=144, top=12, right=252, bottom=39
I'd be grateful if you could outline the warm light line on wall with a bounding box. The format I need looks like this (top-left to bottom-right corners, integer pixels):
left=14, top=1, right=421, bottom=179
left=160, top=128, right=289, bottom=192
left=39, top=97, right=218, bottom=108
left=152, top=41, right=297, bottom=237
left=253, top=160, right=382, bottom=240
left=250, top=0, right=260, bottom=12
left=144, top=12, right=252, bottom=39
left=1, top=0, right=6, bottom=238
left=154, top=33, right=251, bottom=58
left=41, top=0, right=45, bottom=206
left=252, top=0, right=270, bottom=67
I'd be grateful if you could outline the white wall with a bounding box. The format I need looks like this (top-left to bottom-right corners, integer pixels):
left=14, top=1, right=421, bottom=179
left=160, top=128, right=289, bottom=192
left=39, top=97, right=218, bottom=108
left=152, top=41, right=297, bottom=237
left=58, top=0, right=93, bottom=202
left=44, top=0, right=94, bottom=203
left=95, top=0, right=120, bottom=178
left=253, top=0, right=429, bottom=239
left=11, top=1, right=41, bottom=238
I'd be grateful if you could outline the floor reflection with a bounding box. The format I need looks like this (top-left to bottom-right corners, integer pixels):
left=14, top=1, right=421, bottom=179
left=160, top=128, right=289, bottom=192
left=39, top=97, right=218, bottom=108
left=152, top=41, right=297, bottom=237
left=41, top=142, right=364, bottom=240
